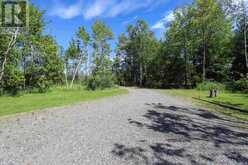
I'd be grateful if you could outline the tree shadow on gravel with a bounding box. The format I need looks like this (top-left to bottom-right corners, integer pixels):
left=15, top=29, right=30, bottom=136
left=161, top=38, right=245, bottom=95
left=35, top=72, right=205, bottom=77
left=148, top=103, right=246, bottom=122
left=139, top=106, right=248, bottom=147
left=225, top=152, right=248, bottom=164
left=111, top=143, right=186, bottom=165
left=111, top=103, right=248, bottom=165
left=111, top=144, right=150, bottom=165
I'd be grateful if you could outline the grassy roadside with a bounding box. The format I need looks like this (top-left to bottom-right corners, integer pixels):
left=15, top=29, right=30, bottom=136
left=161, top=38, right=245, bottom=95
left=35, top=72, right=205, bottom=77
left=161, top=89, right=248, bottom=121
left=0, top=86, right=128, bottom=117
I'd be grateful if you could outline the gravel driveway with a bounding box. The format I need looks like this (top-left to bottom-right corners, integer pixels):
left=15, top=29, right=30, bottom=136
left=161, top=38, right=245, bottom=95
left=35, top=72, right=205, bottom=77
left=0, top=88, right=248, bottom=165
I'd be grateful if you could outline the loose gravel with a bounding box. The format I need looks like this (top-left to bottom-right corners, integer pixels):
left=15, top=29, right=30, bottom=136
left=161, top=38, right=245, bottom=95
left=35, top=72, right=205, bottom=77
left=0, top=88, right=248, bottom=165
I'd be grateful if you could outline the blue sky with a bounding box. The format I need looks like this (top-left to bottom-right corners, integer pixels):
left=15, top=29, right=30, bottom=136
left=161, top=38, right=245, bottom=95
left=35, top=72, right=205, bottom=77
left=31, top=0, right=192, bottom=49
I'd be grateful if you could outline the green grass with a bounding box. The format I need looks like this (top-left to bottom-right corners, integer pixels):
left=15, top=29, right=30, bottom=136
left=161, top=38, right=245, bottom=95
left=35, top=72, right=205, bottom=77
left=0, top=86, right=128, bottom=117
left=161, top=89, right=248, bottom=120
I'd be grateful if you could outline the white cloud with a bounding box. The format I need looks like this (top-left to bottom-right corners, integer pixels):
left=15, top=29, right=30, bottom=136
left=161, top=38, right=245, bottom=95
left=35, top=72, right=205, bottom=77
left=107, top=0, right=163, bottom=17
left=49, top=0, right=166, bottom=20
left=108, top=0, right=134, bottom=17
left=152, top=11, right=174, bottom=30
left=122, top=16, right=138, bottom=25
left=49, top=1, right=84, bottom=19
left=84, top=0, right=115, bottom=19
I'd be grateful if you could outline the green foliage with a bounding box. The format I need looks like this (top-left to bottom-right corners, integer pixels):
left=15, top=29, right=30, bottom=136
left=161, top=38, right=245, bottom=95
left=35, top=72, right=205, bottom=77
left=87, top=20, right=115, bottom=90
left=117, top=19, right=160, bottom=87
left=196, top=81, right=225, bottom=91
left=2, top=65, right=24, bottom=95
left=28, top=3, right=45, bottom=35
left=92, top=20, right=113, bottom=42
left=230, top=10, right=248, bottom=80
left=112, top=53, right=124, bottom=85
left=232, top=78, right=248, bottom=93
left=23, top=35, right=64, bottom=91
left=34, top=75, right=51, bottom=93
left=65, top=39, right=80, bottom=60
left=0, top=0, right=247, bottom=95
left=87, top=73, right=115, bottom=90
left=77, top=26, right=90, bottom=45
left=0, top=3, right=64, bottom=95
left=116, top=0, right=233, bottom=88
left=65, top=26, right=90, bottom=88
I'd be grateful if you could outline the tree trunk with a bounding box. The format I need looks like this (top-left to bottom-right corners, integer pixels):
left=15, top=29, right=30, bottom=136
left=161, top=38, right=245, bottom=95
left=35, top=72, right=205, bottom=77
left=214, top=89, right=218, bottom=97
left=131, top=56, right=135, bottom=85
left=0, top=56, right=7, bottom=83
left=144, top=64, right=147, bottom=87
left=184, top=39, right=188, bottom=87
left=139, top=63, right=143, bottom=87
left=85, top=51, right=88, bottom=81
left=202, top=35, right=206, bottom=82
left=65, top=62, right=69, bottom=88
left=0, top=29, right=19, bottom=82
left=244, top=2, right=248, bottom=78
left=70, top=57, right=83, bottom=88
left=185, top=51, right=188, bottom=87
left=209, top=89, right=214, bottom=98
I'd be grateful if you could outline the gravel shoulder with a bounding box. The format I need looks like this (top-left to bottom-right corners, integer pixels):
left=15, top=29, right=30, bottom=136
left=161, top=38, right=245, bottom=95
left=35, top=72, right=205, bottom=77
left=0, top=88, right=248, bottom=165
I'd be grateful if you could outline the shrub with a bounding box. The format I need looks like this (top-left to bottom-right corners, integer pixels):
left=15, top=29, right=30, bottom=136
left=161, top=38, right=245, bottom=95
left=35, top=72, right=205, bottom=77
left=233, top=78, right=248, bottom=93
left=35, top=75, right=51, bottom=93
left=2, top=67, right=25, bottom=95
left=87, top=73, right=115, bottom=90
left=196, top=81, right=225, bottom=91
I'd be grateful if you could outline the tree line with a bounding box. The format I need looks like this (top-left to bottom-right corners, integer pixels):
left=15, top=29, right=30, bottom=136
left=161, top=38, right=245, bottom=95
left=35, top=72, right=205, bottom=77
left=114, top=0, right=248, bottom=90
left=0, top=0, right=247, bottom=94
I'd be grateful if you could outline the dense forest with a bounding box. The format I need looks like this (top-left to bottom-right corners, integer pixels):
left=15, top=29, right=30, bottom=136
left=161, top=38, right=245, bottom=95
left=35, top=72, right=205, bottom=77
left=0, top=0, right=247, bottom=94
left=114, top=0, right=248, bottom=90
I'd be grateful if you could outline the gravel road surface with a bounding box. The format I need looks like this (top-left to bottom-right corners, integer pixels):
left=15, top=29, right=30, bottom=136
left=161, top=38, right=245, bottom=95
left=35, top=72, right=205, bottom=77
left=0, top=88, right=248, bottom=165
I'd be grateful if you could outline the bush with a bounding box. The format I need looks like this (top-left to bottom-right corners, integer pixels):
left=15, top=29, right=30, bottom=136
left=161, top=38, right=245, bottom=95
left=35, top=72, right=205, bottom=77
left=87, top=73, right=115, bottom=90
left=2, top=67, right=25, bottom=95
left=35, top=75, right=51, bottom=93
left=196, top=81, right=225, bottom=91
left=233, top=78, right=248, bottom=93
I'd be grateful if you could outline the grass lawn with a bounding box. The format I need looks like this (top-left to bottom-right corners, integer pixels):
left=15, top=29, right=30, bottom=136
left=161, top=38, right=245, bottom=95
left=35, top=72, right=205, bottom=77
left=162, top=89, right=248, bottom=120
left=0, top=86, right=128, bottom=117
